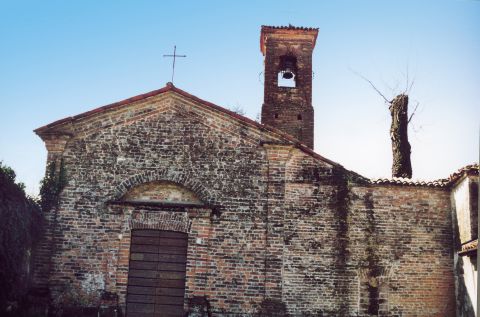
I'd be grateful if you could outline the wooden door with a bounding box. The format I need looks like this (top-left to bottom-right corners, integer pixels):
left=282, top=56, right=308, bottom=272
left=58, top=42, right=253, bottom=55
left=126, top=229, right=188, bottom=317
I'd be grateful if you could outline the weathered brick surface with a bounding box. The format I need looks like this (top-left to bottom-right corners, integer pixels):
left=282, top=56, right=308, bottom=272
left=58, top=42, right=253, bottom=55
left=281, top=150, right=455, bottom=316
left=33, top=90, right=456, bottom=316
left=348, top=186, right=455, bottom=316
left=261, top=26, right=317, bottom=149
left=122, top=181, right=202, bottom=204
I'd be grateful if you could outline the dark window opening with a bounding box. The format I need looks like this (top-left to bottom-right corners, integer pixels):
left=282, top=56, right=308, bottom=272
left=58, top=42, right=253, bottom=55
left=297, top=114, right=302, bottom=120
left=274, top=113, right=279, bottom=119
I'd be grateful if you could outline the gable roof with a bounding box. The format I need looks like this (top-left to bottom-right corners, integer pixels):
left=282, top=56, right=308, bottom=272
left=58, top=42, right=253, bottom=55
left=35, top=83, right=477, bottom=189
left=34, top=82, right=341, bottom=168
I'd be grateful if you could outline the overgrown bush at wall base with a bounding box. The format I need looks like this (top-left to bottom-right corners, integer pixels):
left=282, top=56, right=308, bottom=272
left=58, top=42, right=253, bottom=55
left=0, top=162, right=43, bottom=313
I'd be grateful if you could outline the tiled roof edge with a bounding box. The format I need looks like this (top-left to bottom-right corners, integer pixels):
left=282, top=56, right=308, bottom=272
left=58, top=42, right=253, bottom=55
left=261, top=25, right=319, bottom=31
left=370, top=164, right=479, bottom=188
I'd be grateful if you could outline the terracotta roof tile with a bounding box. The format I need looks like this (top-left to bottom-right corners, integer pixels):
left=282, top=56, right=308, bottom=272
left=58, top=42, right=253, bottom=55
left=459, top=239, right=478, bottom=255
left=446, top=164, right=479, bottom=186
left=370, top=164, right=478, bottom=188
left=370, top=177, right=448, bottom=188
left=261, top=24, right=319, bottom=31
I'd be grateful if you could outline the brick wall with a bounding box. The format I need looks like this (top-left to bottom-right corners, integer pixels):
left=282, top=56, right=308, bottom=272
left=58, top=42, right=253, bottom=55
left=34, top=92, right=456, bottom=316
left=281, top=150, right=455, bottom=316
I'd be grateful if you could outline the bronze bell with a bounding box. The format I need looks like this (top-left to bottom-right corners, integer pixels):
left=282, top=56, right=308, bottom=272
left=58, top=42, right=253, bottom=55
left=280, top=56, right=296, bottom=79
left=282, top=70, right=294, bottom=79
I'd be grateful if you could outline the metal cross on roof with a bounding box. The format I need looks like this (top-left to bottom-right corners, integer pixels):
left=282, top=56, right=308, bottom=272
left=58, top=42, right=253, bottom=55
left=163, top=45, right=186, bottom=84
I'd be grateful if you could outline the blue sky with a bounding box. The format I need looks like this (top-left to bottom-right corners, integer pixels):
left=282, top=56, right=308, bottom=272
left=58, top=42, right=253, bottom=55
left=0, top=0, right=478, bottom=195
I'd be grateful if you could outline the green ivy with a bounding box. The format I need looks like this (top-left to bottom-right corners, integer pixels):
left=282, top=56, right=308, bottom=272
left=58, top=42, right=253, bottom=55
left=39, top=159, right=67, bottom=213
left=363, top=192, right=381, bottom=315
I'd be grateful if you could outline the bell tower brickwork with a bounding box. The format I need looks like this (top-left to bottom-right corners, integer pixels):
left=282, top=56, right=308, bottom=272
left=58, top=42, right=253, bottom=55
left=260, top=25, right=318, bottom=149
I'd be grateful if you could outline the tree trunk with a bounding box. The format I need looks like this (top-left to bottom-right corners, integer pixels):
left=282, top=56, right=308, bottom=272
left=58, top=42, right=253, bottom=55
left=389, top=94, right=412, bottom=178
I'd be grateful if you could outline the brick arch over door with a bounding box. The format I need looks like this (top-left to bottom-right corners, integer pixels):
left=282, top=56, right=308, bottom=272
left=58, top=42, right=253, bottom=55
left=110, top=168, right=218, bottom=206
left=113, top=177, right=215, bottom=313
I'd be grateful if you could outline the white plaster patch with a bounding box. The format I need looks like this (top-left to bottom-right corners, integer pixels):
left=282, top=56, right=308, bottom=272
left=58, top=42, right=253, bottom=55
left=81, top=273, right=105, bottom=294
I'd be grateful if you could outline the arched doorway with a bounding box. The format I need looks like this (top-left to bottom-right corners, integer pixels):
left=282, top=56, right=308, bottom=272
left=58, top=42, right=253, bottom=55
left=117, top=181, right=204, bottom=317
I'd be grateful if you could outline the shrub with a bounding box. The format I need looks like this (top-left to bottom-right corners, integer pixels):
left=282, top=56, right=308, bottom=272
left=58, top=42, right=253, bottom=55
left=0, top=162, right=43, bottom=312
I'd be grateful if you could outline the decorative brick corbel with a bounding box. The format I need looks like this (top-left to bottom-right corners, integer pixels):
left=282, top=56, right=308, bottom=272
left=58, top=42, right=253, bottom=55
left=41, top=132, right=72, bottom=163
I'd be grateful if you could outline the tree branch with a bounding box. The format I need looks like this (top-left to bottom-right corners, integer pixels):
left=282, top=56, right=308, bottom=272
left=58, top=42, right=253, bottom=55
left=349, top=68, right=391, bottom=104
left=408, top=101, right=419, bottom=123
left=407, top=77, right=415, bottom=94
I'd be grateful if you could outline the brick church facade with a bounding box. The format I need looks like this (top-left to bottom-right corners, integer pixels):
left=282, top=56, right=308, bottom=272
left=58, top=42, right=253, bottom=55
left=32, top=26, right=478, bottom=316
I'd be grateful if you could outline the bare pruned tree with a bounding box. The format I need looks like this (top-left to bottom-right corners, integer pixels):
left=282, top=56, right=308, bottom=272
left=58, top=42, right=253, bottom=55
left=389, top=94, right=412, bottom=178
left=350, top=68, right=419, bottom=179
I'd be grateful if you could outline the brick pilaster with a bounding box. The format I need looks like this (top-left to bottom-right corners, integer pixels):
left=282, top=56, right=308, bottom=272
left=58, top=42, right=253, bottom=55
left=263, top=144, right=293, bottom=300
left=31, top=133, right=71, bottom=292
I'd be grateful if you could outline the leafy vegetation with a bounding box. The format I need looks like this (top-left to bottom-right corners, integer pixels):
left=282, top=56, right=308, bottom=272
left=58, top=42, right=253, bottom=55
left=0, top=162, right=43, bottom=312
left=39, top=160, right=67, bottom=213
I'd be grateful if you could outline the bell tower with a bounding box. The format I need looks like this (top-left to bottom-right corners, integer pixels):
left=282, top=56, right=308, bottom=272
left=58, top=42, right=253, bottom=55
left=260, top=25, right=318, bottom=149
